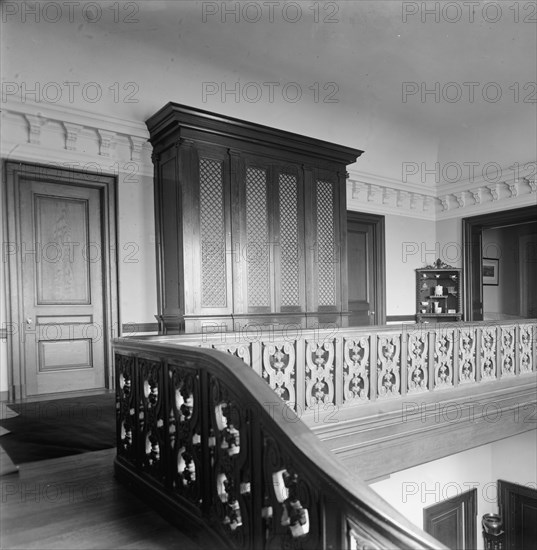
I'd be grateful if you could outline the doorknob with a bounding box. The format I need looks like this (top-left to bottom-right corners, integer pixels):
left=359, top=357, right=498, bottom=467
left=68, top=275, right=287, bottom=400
left=368, top=311, right=375, bottom=315
left=26, top=318, right=33, bottom=325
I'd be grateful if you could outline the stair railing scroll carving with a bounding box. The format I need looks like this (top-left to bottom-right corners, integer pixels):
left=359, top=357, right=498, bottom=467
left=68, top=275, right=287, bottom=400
left=480, top=326, right=497, bottom=380
left=262, top=342, right=296, bottom=406
left=408, top=333, right=429, bottom=393
left=343, top=336, right=370, bottom=404
left=305, top=339, right=335, bottom=407
left=377, top=334, right=401, bottom=398
left=434, top=329, right=454, bottom=389
left=459, top=327, right=476, bottom=384
left=501, top=326, right=516, bottom=377
left=519, top=324, right=534, bottom=374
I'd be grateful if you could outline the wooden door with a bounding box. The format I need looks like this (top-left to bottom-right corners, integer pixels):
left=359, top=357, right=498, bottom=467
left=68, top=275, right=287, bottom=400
left=346, top=212, right=385, bottom=326
left=16, top=174, right=106, bottom=396
left=498, top=479, right=537, bottom=550
left=423, top=488, right=477, bottom=550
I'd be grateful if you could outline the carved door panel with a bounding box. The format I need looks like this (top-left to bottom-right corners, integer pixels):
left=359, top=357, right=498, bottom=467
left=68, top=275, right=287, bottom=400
left=19, top=179, right=106, bottom=396
left=423, top=488, right=477, bottom=550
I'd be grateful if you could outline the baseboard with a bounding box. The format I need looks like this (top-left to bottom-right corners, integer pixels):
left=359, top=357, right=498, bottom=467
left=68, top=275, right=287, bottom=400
left=121, top=322, right=159, bottom=334
left=386, top=315, right=416, bottom=323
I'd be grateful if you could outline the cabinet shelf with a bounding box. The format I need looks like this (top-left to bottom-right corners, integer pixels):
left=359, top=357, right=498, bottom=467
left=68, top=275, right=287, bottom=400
left=416, top=262, right=463, bottom=322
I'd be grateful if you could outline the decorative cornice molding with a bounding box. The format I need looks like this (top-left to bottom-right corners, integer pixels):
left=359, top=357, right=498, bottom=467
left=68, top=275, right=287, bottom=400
left=62, top=122, right=83, bottom=151
left=1, top=99, right=153, bottom=178
left=348, top=161, right=536, bottom=221
left=2, top=100, right=535, bottom=221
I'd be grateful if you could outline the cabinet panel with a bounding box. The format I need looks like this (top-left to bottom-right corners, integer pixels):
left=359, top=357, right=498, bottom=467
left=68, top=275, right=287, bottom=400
left=316, top=178, right=337, bottom=308
left=147, top=103, right=362, bottom=333
left=245, top=164, right=272, bottom=312
left=199, top=157, right=227, bottom=308
left=277, top=170, right=304, bottom=311
left=159, top=150, right=182, bottom=318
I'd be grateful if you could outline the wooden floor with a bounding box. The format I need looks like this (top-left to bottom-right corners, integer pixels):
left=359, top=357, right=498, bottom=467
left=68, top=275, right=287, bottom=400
left=0, top=449, right=205, bottom=549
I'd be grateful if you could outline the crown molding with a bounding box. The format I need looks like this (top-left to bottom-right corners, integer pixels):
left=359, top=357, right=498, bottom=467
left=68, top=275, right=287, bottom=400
left=347, top=163, right=536, bottom=221
left=2, top=98, right=149, bottom=138
left=2, top=100, right=535, bottom=221
left=346, top=171, right=437, bottom=220
left=1, top=99, right=153, bottom=178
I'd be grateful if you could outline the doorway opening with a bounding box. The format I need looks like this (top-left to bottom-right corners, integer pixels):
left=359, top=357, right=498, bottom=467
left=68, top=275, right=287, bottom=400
left=462, top=206, right=537, bottom=321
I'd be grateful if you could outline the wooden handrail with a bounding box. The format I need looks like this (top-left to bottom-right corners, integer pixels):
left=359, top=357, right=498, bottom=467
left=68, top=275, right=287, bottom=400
left=113, top=338, right=447, bottom=549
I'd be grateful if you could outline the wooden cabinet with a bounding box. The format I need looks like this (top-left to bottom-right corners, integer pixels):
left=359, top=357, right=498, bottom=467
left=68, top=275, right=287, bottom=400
left=416, top=260, right=463, bottom=323
left=147, top=103, right=363, bottom=333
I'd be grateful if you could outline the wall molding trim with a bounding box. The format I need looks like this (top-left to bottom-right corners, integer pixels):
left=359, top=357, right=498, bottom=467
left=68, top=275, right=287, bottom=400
left=1, top=99, right=153, bottom=178
left=2, top=100, right=535, bottom=222
left=348, top=162, right=536, bottom=221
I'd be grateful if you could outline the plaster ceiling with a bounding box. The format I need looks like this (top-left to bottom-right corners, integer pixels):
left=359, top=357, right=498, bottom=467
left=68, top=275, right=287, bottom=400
left=96, top=0, right=536, bottom=136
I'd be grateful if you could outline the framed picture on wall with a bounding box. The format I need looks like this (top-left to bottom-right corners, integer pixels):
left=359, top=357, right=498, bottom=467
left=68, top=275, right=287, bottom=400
left=482, top=257, right=499, bottom=286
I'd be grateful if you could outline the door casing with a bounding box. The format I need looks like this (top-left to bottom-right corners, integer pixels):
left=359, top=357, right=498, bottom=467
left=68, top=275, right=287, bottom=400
left=4, top=161, right=119, bottom=400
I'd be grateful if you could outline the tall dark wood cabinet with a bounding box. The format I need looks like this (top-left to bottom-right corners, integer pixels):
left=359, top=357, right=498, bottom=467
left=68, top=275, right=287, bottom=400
left=146, top=103, right=363, bottom=333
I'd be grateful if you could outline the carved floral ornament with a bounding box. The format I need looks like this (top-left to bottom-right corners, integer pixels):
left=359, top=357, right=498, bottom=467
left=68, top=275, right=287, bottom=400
left=424, top=258, right=455, bottom=269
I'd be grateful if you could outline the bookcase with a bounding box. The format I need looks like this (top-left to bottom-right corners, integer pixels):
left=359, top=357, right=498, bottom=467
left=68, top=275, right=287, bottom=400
left=416, top=260, right=463, bottom=322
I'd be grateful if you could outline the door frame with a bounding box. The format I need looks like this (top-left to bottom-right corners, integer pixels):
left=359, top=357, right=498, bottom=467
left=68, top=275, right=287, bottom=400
left=4, top=161, right=119, bottom=401
left=346, top=211, right=386, bottom=325
left=462, top=205, right=537, bottom=321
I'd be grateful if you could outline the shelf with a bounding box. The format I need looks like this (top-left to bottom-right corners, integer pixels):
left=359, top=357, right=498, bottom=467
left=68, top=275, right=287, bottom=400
left=417, top=313, right=462, bottom=317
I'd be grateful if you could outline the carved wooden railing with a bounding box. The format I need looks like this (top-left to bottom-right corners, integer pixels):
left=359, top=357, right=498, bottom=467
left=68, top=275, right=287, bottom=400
left=134, top=319, right=537, bottom=416
left=114, top=338, right=446, bottom=549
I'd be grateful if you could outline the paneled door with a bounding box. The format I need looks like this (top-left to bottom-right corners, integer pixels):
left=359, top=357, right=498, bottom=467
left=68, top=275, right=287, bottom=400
left=423, top=489, right=477, bottom=550
left=20, top=180, right=105, bottom=395
left=6, top=162, right=117, bottom=398
left=347, top=212, right=386, bottom=326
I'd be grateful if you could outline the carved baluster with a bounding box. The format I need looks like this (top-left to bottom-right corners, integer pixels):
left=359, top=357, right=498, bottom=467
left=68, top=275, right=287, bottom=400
left=138, top=358, right=165, bottom=482
left=168, top=363, right=202, bottom=506
left=262, top=342, right=296, bottom=407
left=480, top=326, right=497, bottom=380
left=501, top=326, right=516, bottom=377
left=434, top=330, right=454, bottom=389
left=343, top=337, right=370, bottom=404
left=519, top=324, right=534, bottom=374
left=459, top=327, right=476, bottom=384
left=407, top=332, right=428, bottom=393
left=116, top=353, right=136, bottom=463
left=262, top=436, right=318, bottom=548
left=305, top=339, right=335, bottom=408
left=210, top=379, right=250, bottom=547
left=377, top=334, right=401, bottom=398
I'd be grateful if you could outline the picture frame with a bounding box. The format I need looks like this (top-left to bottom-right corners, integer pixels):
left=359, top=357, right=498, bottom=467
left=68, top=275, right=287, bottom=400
left=482, top=257, right=499, bottom=286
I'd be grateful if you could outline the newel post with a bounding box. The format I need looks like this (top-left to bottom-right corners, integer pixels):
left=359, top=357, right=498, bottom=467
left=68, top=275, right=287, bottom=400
left=482, top=513, right=505, bottom=550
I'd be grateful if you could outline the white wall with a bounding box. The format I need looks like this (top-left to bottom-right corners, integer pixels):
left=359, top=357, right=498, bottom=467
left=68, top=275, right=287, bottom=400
left=370, top=430, right=537, bottom=550
left=384, top=214, right=437, bottom=316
